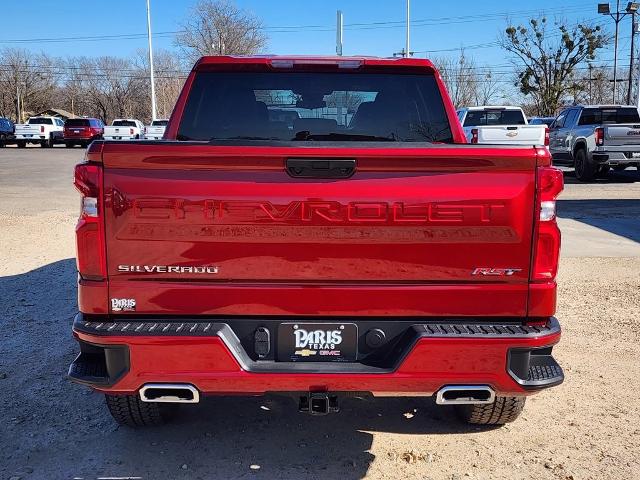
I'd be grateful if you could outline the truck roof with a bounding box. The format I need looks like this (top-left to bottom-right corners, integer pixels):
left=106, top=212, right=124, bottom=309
left=193, top=55, right=436, bottom=70
left=459, top=106, right=523, bottom=111
left=572, top=104, right=639, bottom=109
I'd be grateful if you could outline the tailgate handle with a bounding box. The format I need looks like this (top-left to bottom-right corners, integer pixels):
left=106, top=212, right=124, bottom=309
left=286, top=158, right=356, bottom=178
left=506, top=126, right=518, bottom=130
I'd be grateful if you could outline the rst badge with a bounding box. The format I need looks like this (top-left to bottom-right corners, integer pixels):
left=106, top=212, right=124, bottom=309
left=471, top=267, right=522, bottom=276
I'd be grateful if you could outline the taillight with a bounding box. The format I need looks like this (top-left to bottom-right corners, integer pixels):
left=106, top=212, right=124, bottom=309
left=471, top=128, right=478, bottom=144
left=74, top=155, right=105, bottom=281
left=40, top=125, right=45, bottom=133
left=544, top=127, right=550, bottom=146
left=130, top=128, right=134, bottom=135
left=532, top=166, right=564, bottom=281
left=595, top=127, right=604, bottom=146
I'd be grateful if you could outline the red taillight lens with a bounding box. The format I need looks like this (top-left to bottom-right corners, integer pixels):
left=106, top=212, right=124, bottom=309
left=544, top=127, right=550, bottom=146
left=595, top=127, right=604, bottom=146
left=130, top=128, right=134, bottom=135
left=40, top=125, right=45, bottom=133
left=471, top=128, right=478, bottom=144
left=532, top=167, right=564, bottom=281
left=74, top=162, right=105, bottom=280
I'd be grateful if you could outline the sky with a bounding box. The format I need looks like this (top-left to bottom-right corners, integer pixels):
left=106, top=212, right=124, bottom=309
left=0, top=0, right=632, bottom=73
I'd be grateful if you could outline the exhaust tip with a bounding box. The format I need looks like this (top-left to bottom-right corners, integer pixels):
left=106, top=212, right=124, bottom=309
left=435, top=385, right=495, bottom=405
left=139, top=383, right=200, bottom=404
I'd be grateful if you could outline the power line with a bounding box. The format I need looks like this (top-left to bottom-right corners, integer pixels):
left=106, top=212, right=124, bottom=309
left=0, top=2, right=598, bottom=44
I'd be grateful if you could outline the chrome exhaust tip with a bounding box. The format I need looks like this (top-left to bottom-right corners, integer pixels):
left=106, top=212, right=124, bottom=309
left=435, top=385, right=495, bottom=405
left=139, top=383, right=200, bottom=404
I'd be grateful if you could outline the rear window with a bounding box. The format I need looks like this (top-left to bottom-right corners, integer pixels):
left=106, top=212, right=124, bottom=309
left=151, top=120, right=168, bottom=126
left=463, top=109, right=526, bottom=126
left=28, top=118, right=53, bottom=125
left=112, top=120, right=136, bottom=127
left=578, top=108, right=640, bottom=125
left=177, top=71, right=453, bottom=143
left=65, top=119, right=90, bottom=127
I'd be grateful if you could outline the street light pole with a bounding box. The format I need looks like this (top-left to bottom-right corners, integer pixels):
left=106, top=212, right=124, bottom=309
left=599, top=2, right=640, bottom=103
left=628, top=11, right=636, bottom=103
left=405, top=0, right=410, bottom=58
left=613, top=0, right=620, bottom=103
left=146, top=0, right=157, bottom=121
left=336, top=10, right=343, bottom=56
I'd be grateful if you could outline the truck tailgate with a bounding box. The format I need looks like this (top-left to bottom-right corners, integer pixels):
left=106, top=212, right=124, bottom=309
left=604, top=123, right=640, bottom=145
left=476, top=125, right=546, bottom=145
left=102, top=143, right=538, bottom=316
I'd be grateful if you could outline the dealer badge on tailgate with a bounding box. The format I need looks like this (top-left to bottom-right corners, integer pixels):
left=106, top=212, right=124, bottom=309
left=278, top=323, right=358, bottom=362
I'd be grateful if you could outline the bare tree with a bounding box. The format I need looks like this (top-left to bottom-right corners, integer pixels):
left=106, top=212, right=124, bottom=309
left=500, top=17, right=609, bottom=116
left=0, top=48, right=58, bottom=122
left=432, top=50, right=499, bottom=107
left=175, top=0, right=268, bottom=66
left=133, top=49, right=187, bottom=119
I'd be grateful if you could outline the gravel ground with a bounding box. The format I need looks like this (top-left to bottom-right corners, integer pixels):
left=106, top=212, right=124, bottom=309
left=1, top=148, right=639, bottom=480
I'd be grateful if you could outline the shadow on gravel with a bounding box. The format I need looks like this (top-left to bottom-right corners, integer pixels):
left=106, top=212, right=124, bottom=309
left=1, top=259, right=489, bottom=480
left=557, top=199, right=640, bottom=244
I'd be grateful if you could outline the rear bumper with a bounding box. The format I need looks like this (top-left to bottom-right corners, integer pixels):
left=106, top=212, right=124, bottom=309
left=104, top=135, right=137, bottom=141
left=592, top=149, right=640, bottom=164
left=69, top=314, right=563, bottom=397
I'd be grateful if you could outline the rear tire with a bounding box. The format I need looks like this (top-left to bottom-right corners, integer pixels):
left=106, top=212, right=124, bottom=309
left=65, top=142, right=74, bottom=148
left=17, top=140, right=26, bottom=148
left=574, top=148, right=596, bottom=182
left=0, top=134, right=5, bottom=147
left=105, top=393, right=177, bottom=427
left=455, top=396, right=526, bottom=425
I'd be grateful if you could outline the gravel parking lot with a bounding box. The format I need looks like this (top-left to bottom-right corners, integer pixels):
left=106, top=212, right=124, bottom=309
left=1, top=146, right=639, bottom=480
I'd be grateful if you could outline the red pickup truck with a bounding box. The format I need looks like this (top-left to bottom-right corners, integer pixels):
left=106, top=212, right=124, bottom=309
left=69, top=55, right=564, bottom=427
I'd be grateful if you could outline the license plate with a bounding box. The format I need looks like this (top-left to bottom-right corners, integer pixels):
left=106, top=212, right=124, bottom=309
left=74, top=130, right=80, bottom=133
left=277, top=323, right=358, bottom=362
left=25, top=134, right=32, bottom=137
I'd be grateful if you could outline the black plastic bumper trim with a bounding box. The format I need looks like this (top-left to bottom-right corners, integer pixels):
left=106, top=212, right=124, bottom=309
left=72, top=313, right=561, bottom=376
left=507, top=346, right=564, bottom=390
left=68, top=340, right=130, bottom=387
left=74, top=313, right=560, bottom=339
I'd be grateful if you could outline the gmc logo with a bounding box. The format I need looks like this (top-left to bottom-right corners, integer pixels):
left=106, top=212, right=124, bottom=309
left=133, top=200, right=506, bottom=225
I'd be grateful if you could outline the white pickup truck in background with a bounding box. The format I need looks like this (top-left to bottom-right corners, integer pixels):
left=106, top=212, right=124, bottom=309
left=457, top=106, right=548, bottom=146
left=142, top=119, right=169, bottom=140
left=14, top=116, right=65, bottom=148
left=103, top=119, right=145, bottom=141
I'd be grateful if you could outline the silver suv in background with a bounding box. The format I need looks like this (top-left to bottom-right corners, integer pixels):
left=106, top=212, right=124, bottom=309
left=549, top=105, right=640, bottom=181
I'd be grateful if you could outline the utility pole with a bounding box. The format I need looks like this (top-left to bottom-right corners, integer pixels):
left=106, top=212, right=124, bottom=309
left=599, top=2, right=639, bottom=103
left=405, top=0, right=410, bottom=58
left=16, top=83, right=22, bottom=124
left=336, top=10, right=343, bottom=56
left=589, top=63, right=593, bottom=104
left=146, top=0, right=157, bottom=121
left=613, top=0, right=620, bottom=103
left=628, top=11, right=636, bottom=104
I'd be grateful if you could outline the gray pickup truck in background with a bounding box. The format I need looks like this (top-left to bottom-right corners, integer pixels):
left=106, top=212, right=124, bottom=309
left=549, top=105, right=640, bottom=181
